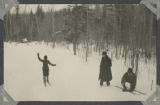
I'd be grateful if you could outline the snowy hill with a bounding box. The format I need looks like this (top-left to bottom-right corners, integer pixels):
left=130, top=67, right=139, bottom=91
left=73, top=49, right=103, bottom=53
left=4, top=42, right=156, bottom=101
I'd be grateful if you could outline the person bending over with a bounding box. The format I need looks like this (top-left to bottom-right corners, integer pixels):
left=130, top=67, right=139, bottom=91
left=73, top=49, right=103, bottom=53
left=121, top=68, right=136, bottom=92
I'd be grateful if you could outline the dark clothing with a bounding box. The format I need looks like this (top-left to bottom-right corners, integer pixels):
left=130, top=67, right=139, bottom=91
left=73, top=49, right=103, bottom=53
left=43, top=69, right=49, bottom=76
left=121, top=72, right=137, bottom=91
left=99, top=55, right=112, bottom=82
left=42, top=60, right=53, bottom=70
left=38, top=56, right=54, bottom=76
left=100, top=80, right=110, bottom=86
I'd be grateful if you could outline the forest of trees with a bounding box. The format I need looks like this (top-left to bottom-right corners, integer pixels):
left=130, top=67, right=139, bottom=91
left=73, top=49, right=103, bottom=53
left=4, top=4, right=157, bottom=73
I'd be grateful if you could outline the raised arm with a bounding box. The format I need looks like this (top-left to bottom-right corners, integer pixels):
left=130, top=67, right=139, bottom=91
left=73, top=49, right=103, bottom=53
left=48, top=60, right=56, bottom=66
left=37, top=53, right=43, bottom=62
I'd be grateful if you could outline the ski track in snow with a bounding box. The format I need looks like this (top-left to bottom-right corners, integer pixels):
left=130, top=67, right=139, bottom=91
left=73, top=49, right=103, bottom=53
left=4, top=42, right=156, bottom=101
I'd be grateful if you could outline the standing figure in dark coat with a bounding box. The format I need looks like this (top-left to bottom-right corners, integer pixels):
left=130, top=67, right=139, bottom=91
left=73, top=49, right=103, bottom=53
left=121, top=68, right=136, bottom=92
left=99, top=51, right=112, bottom=86
left=37, top=53, right=56, bottom=87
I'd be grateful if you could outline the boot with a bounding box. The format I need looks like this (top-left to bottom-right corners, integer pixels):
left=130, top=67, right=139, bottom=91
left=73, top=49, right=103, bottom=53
left=123, top=88, right=128, bottom=92
left=100, top=80, right=103, bottom=86
left=107, top=81, right=110, bottom=86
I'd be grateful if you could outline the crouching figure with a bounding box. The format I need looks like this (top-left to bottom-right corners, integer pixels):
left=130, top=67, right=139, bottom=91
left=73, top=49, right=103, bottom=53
left=121, top=68, right=136, bottom=92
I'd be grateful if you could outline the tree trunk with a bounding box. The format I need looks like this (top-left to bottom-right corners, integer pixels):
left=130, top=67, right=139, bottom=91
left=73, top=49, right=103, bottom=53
left=73, top=40, right=77, bottom=55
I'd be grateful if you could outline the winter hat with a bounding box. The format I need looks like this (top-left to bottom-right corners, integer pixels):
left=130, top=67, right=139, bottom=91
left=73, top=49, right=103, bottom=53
left=102, top=51, right=107, bottom=55
left=44, top=55, right=47, bottom=59
left=128, top=68, right=133, bottom=73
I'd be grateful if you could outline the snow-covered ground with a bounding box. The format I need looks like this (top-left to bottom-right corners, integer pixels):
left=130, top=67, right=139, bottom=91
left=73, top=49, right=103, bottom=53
left=4, top=42, right=156, bottom=101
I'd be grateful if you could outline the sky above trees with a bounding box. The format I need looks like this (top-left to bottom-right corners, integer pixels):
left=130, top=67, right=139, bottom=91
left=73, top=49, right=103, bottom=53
left=10, top=4, right=69, bottom=14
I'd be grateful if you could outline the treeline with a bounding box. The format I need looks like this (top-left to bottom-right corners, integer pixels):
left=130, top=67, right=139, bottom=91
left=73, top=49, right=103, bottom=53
left=4, top=4, right=156, bottom=69
left=4, top=5, right=54, bottom=42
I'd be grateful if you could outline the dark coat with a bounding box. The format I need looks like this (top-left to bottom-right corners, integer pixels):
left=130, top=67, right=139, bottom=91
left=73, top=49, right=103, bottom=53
left=121, top=72, right=137, bottom=85
left=38, top=56, right=55, bottom=76
left=40, top=59, right=53, bottom=76
left=99, top=55, right=112, bottom=81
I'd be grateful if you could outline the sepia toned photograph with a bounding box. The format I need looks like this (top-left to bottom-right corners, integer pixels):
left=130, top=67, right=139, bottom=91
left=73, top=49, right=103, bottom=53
left=3, top=4, right=157, bottom=101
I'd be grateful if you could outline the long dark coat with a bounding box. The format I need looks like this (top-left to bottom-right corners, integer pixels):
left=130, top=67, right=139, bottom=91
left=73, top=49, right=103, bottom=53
left=99, top=55, right=112, bottom=81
